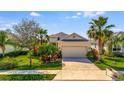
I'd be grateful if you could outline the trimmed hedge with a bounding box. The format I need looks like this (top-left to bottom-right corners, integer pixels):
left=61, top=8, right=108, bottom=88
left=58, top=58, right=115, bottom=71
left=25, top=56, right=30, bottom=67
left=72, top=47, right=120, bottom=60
left=0, top=74, right=56, bottom=80
left=4, top=50, right=28, bottom=57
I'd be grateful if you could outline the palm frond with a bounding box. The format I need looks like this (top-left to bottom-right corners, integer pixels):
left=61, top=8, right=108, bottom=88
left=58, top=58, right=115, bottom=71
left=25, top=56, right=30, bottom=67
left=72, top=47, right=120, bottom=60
left=105, top=24, right=115, bottom=29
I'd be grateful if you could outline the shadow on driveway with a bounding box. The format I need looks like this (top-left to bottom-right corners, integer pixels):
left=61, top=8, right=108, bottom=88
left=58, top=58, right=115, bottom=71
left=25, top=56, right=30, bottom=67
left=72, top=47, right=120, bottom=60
left=63, top=57, right=91, bottom=63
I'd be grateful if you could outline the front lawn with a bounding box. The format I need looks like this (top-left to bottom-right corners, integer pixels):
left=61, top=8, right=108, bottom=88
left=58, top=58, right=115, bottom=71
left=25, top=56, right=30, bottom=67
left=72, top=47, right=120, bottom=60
left=0, top=55, right=62, bottom=70
left=92, top=56, right=124, bottom=70
left=0, top=74, right=56, bottom=80
left=117, top=74, right=124, bottom=80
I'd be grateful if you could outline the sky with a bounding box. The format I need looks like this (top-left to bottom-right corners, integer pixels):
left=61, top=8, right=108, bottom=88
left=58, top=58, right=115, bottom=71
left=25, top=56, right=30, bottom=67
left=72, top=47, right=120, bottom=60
left=0, top=11, right=124, bottom=38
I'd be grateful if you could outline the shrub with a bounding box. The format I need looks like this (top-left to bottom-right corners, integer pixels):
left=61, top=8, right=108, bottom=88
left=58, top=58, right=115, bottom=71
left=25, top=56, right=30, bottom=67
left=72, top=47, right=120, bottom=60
left=112, top=52, right=124, bottom=57
left=87, top=50, right=93, bottom=58
left=92, top=49, right=99, bottom=61
left=0, top=54, right=3, bottom=58
left=38, top=43, right=60, bottom=63
left=0, top=74, right=56, bottom=80
left=32, top=47, right=39, bottom=56
left=5, top=50, right=28, bottom=57
left=86, top=48, right=99, bottom=61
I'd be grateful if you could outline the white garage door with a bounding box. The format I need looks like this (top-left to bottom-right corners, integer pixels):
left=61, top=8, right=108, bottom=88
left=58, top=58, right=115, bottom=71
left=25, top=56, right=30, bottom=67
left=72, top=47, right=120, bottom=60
left=62, top=46, right=87, bottom=57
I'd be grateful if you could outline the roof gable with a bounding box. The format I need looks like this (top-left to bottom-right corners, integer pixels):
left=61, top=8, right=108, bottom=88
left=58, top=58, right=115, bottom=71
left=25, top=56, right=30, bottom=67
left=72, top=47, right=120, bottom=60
left=50, top=32, right=68, bottom=39
left=61, top=33, right=88, bottom=41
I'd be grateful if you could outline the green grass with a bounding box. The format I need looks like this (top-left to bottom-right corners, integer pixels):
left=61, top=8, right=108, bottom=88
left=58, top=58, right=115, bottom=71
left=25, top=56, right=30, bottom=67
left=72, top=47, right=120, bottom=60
left=91, top=56, right=124, bottom=70
left=94, top=62, right=109, bottom=70
left=117, top=74, right=124, bottom=80
left=0, top=74, right=56, bottom=80
left=0, top=55, right=62, bottom=70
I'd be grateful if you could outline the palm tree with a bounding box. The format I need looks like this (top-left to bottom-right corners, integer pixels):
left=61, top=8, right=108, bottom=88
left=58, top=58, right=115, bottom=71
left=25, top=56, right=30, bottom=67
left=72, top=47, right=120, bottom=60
left=0, top=30, right=20, bottom=56
left=104, top=30, right=114, bottom=55
left=87, top=25, right=97, bottom=48
left=36, top=28, right=48, bottom=45
left=0, top=31, right=8, bottom=56
left=88, top=16, right=115, bottom=55
left=117, top=33, right=124, bottom=55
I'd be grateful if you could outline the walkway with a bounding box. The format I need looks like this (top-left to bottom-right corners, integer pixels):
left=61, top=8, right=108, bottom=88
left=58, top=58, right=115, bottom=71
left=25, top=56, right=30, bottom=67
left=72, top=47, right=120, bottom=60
left=0, top=70, right=60, bottom=74
left=54, top=57, right=112, bottom=80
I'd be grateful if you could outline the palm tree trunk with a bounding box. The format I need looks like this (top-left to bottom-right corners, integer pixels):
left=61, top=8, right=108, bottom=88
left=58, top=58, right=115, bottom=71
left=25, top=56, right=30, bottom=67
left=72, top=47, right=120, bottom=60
left=108, top=40, right=113, bottom=56
left=2, top=46, right=5, bottom=56
left=29, top=49, right=32, bottom=67
left=94, top=40, right=97, bottom=48
left=40, top=35, right=43, bottom=45
left=122, top=44, right=124, bottom=56
left=29, top=55, right=32, bottom=67
left=98, top=39, right=103, bottom=55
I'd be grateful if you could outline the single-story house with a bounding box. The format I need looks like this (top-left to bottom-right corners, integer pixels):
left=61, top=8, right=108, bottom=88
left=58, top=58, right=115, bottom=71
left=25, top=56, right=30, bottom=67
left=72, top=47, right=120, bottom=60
left=49, top=32, right=90, bottom=58
left=90, top=31, right=124, bottom=54
left=112, top=32, right=124, bottom=53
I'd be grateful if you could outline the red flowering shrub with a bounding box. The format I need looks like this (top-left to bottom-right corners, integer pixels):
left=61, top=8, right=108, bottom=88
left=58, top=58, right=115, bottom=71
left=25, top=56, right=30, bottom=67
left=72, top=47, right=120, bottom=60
left=87, top=48, right=100, bottom=61
left=33, top=47, right=38, bottom=55
left=92, top=49, right=99, bottom=61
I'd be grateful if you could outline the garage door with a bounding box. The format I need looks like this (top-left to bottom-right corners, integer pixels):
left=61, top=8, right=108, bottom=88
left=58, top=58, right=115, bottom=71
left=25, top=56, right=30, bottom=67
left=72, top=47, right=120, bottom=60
left=62, top=46, right=87, bottom=57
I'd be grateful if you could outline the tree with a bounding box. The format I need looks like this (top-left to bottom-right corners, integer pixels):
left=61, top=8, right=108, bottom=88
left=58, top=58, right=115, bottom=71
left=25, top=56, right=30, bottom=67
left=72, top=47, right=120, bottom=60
left=0, top=31, right=8, bottom=56
left=116, top=32, right=124, bottom=55
left=88, top=16, right=115, bottom=55
left=13, top=19, right=39, bottom=48
left=87, top=25, right=97, bottom=48
left=38, top=43, right=59, bottom=63
left=13, top=19, right=40, bottom=67
left=103, top=30, right=113, bottom=55
left=36, top=28, right=48, bottom=45
left=0, top=29, right=22, bottom=56
left=7, top=31, right=21, bottom=52
left=120, top=33, right=124, bottom=55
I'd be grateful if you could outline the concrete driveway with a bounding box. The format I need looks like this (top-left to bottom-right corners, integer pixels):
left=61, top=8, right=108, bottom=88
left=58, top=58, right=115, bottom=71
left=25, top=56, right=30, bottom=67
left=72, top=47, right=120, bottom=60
left=63, top=57, right=91, bottom=63
left=54, top=57, right=112, bottom=80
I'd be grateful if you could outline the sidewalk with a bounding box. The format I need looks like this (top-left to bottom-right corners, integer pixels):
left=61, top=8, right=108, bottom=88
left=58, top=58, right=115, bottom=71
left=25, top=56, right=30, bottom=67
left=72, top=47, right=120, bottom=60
left=0, top=70, right=60, bottom=74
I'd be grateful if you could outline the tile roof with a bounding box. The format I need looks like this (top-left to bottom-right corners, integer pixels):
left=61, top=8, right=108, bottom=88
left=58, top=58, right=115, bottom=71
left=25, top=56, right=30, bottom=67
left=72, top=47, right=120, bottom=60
left=50, top=32, right=68, bottom=40
left=61, top=33, right=89, bottom=41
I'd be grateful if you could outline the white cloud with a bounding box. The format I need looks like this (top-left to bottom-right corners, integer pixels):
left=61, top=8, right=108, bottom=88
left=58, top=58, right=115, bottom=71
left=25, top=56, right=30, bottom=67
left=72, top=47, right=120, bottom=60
left=72, top=15, right=79, bottom=19
left=83, top=11, right=106, bottom=17
left=0, top=22, right=17, bottom=30
left=76, top=12, right=82, bottom=16
left=111, top=28, right=123, bottom=32
left=65, top=12, right=82, bottom=19
left=30, top=12, right=41, bottom=17
left=65, top=15, right=79, bottom=19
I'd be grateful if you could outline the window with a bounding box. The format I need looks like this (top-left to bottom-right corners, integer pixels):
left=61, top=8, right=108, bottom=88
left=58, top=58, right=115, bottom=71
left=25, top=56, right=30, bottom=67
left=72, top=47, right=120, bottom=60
left=58, top=37, right=60, bottom=40
left=112, top=47, right=121, bottom=52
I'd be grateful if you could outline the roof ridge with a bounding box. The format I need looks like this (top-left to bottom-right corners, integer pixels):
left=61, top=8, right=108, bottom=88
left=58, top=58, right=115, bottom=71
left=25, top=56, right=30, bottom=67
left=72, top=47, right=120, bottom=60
left=50, top=32, right=68, bottom=36
left=61, top=32, right=88, bottom=41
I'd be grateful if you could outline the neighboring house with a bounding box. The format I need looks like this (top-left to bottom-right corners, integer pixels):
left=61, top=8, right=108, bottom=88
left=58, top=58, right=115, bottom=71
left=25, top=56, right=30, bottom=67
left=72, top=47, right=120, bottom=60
left=49, top=32, right=68, bottom=45
left=112, top=32, right=124, bottom=53
left=49, top=32, right=90, bottom=58
left=90, top=31, right=124, bottom=54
